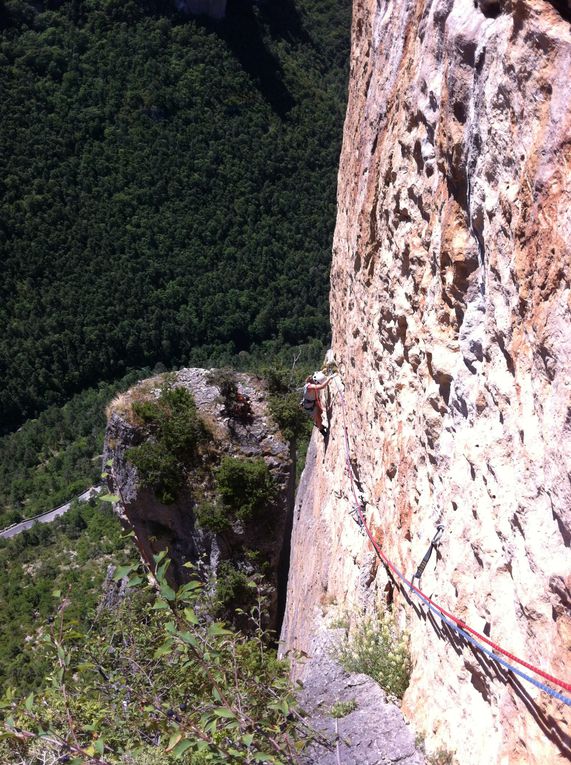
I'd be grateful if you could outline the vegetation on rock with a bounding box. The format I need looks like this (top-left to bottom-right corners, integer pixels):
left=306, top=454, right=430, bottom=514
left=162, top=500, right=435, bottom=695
left=329, top=699, right=357, bottom=718
left=128, top=385, right=211, bottom=504
left=215, top=456, right=277, bottom=522
left=336, top=613, right=411, bottom=700
left=195, top=456, right=277, bottom=532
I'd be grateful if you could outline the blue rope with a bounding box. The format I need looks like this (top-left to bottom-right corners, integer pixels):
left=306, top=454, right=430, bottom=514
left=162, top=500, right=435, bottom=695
left=334, top=373, right=571, bottom=707
left=386, top=556, right=571, bottom=707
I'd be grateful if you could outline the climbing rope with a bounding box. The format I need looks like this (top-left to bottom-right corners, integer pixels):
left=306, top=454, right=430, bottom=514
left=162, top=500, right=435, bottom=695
left=330, top=374, right=571, bottom=707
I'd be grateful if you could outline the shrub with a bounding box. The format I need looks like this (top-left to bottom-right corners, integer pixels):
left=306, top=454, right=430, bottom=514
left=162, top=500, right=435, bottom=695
left=128, top=386, right=210, bottom=504
left=0, top=556, right=301, bottom=764
left=330, top=699, right=357, bottom=718
left=427, top=748, right=456, bottom=765
left=126, top=441, right=181, bottom=504
left=193, top=500, right=231, bottom=533
left=215, top=457, right=277, bottom=523
left=269, top=391, right=310, bottom=443
left=336, top=613, right=411, bottom=699
left=208, top=370, right=253, bottom=422
left=216, top=561, right=256, bottom=613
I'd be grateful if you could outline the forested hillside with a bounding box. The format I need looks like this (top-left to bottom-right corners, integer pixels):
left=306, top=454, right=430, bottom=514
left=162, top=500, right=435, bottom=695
left=0, top=500, right=130, bottom=694
left=0, top=370, right=148, bottom=524
left=0, top=0, right=350, bottom=433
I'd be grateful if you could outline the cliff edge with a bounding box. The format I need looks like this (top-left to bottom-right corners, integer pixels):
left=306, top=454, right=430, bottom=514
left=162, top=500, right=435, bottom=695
left=281, top=0, right=571, bottom=762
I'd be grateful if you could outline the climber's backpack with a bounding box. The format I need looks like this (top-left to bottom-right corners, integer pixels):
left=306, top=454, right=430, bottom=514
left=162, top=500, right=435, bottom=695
left=301, top=383, right=316, bottom=412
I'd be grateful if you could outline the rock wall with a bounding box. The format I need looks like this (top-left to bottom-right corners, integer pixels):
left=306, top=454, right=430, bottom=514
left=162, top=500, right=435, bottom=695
left=281, top=0, right=571, bottom=762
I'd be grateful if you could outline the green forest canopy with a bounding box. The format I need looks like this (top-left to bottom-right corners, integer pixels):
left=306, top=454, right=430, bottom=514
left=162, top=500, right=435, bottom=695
left=0, top=0, right=351, bottom=433
left=0, top=369, right=147, bottom=523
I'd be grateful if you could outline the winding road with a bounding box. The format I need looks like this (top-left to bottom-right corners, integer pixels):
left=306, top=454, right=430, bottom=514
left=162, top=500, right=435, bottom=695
left=0, top=485, right=103, bottom=540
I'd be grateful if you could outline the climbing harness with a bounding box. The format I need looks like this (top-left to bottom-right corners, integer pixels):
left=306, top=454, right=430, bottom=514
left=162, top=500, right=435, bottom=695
left=410, top=524, right=445, bottom=590
left=330, top=372, right=571, bottom=707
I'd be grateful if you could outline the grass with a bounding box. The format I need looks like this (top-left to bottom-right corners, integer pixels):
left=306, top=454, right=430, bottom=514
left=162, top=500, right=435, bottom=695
left=415, top=733, right=456, bottom=764
left=106, top=375, right=165, bottom=423
left=330, top=699, right=357, bottom=718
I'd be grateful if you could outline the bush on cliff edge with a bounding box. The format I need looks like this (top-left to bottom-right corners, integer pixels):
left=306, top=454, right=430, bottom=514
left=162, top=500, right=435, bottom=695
left=128, top=386, right=210, bottom=504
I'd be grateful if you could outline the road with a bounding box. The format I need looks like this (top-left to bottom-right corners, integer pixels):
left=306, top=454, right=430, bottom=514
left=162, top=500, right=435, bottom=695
left=0, top=485, right=103, bottom=540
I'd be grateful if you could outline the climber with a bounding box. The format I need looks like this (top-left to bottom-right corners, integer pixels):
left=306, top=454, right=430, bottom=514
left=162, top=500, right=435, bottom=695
left=302, top=371, right=333, bottom=436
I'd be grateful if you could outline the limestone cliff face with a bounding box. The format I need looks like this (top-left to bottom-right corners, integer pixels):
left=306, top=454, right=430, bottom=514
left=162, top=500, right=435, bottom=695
left=104, top=368, right=293, bottom=631
left=281, top=0, right=571, bottom=762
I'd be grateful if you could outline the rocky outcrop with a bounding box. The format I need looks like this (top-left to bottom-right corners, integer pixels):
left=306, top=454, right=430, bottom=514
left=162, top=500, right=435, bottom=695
left=104, top=368, right=293, bottom=631
left=281, top=0, right=571, bottom=763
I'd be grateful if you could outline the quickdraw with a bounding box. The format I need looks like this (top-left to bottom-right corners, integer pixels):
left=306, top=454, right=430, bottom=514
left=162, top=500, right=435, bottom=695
left=410, top=523, right=445, bottom=590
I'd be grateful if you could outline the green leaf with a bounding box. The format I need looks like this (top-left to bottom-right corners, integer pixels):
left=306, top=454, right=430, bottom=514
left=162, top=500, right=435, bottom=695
left=205, top=717, right=218, bottom=735
left=172, top=739, right=193, bottom=758
left=177, top=581, right=202, bottom=599
left=252, top=753, right=276, bottom=762
left=77, top=661, right=96, bottom=672
left=179, top=631, right=198, bottom=648
left=52, top=589, right=61, bottom=598
left=242, top=733, right=254, bottom=747
left=160, top=583, right=176, bottom=602
left=214, top=707, right=236, bottom=719
left=100, top=493, right=120, bottom=503
left=156, top=559, right=170, bottom=584
left=127, top=575, right=144, bottom=587
left=153, top=640, right=173, bottom=659
left=93, top=738, right=104, bottom=755
left=166, top=732, right=182, bottom=752
left=208, top=622, right=232, bottom=637
left=113, top=564, right=135, bottom=581
left=153, top=550, right=168, bottom=565
left=152, top=598, right=170, bottom=611
left=183, top=607, right=199, bottom=625
left=24, top=693, right=34, bottom=711
left=70, top=759, right=84, bottom=765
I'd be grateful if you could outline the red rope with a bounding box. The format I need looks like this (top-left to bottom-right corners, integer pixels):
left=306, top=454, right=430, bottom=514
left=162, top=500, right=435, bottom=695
left=333, top=377, right=571, bottom=695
